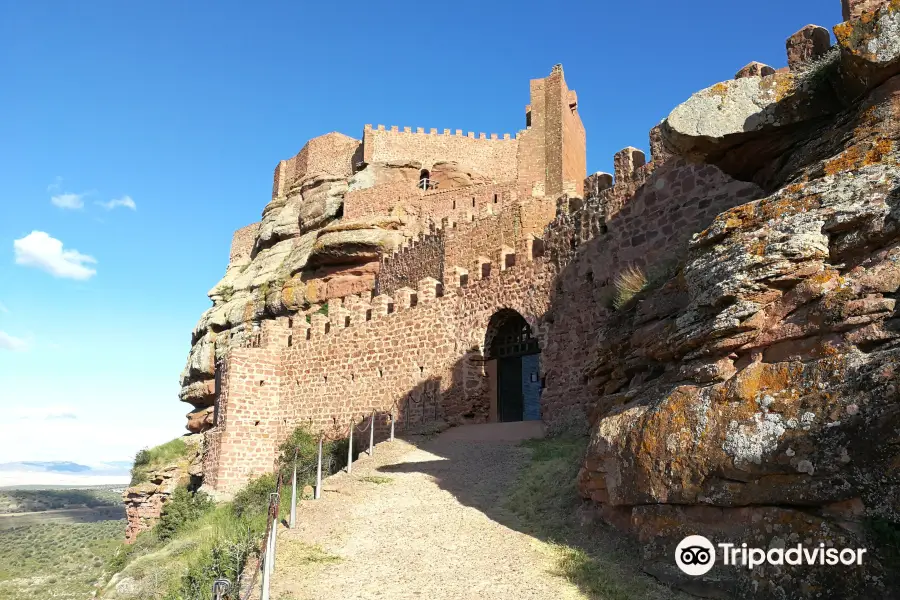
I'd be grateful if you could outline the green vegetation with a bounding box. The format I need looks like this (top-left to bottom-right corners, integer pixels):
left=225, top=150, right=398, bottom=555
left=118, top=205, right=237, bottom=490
left=155, top=487, right=214, bottom=542
left=107, top=425, right=349, bottom=599
left=130, top=437, right=191, bottom=486
left=505, top=435, right=681, bottom=600
left=359, top=475, right=393, bottom=485
left=0, top=500, right=124, bottom=600
left=274, top=425, right=350, bottom=487
left=104, top=484, right=272, bottom=599
left=218, top=284, right=235, bottom=302
left=0, top=487, right=121, bottom=514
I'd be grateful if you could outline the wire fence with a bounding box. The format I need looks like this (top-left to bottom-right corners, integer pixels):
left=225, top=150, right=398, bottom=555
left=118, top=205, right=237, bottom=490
left=217, top=403, right=443, bottom=599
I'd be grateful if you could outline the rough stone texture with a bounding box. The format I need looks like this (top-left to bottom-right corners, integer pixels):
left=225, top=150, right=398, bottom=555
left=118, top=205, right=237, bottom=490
left=786, top=25, right=832, bottom=69
left=186, top=20, right=900, bottom=595
left=179, top=66, right=586, bottom=432
left=842, top=0, right=892, bottom=20
left=834, top=1, right=900, bottom=100
left=735, top=61, right=776, bottom=79
left=123, top=435, right=201, bottom=543
left=362, top=125, right=519, bottom=183
left=661, top=72, right=840, bottom=180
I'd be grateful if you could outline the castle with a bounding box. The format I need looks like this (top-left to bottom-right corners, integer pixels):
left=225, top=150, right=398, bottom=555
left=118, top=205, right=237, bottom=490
left=162, top=3, right=900, bottom=595
left=201, top=65, right=590, bottom=493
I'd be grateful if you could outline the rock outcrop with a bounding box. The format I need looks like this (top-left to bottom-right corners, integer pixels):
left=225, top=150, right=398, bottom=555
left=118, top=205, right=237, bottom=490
left=177, top=150, right=487, bottom=430
left=575, top=3, right=900, bottom=597
left=123, top=435, right=202, bottom=543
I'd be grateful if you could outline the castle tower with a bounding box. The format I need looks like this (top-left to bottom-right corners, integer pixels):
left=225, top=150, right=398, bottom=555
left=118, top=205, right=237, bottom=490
left=516, top=64, right=586, bottom=199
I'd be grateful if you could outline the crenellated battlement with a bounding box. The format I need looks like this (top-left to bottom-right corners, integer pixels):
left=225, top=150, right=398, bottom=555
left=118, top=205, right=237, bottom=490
left=364, top=124, right=517, bottom=141
left=362, top=124, right=519, bottom=183
left=252, top=234, right=547, bottom=352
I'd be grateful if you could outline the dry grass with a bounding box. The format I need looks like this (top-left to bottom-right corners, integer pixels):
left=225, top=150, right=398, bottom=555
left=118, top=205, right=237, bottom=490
left=613, top=265, right=647, bottom=310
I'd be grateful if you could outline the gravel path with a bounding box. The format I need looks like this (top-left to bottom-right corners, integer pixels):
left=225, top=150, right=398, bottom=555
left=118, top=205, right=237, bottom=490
left=270, top=422, right=587, bottom=600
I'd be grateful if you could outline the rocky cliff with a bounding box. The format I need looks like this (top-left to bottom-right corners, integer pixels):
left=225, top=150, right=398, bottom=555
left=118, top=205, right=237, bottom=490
left=122, top=434, right=202, bottom=543
left=178, top=151, right=487, bottom=433
left=574, top=3, right=900, bottom=598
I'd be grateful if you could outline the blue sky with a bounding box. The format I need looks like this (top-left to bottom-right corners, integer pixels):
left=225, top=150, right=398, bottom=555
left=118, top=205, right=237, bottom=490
left=0, top=0, right=841, bottom=465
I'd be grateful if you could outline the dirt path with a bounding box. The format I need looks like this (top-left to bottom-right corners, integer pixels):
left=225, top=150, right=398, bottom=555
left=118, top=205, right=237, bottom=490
left=270, top=422, right=587, bottom=600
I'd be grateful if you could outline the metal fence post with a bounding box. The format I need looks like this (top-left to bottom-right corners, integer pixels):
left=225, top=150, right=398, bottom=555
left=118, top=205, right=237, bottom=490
left=268, top=493, right=279, bottom=575
left=260, top=527, right=271, bottom=600
left=289, top=449, right=298, bottom=528
left=347, top=420, right=353, bottom=474
left=315, top=435, right=323, bottom=500
left=368, top=410, right=375, bottom=456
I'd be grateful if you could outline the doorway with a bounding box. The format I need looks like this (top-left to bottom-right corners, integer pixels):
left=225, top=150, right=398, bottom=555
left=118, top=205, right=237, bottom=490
left=485, top=310, right=541, bottom=422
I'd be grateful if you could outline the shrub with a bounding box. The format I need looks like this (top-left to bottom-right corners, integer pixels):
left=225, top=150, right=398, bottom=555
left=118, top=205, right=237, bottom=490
left=274, top=425, right=349, bottom=487
left=232, top=473, right=278, bottom=519
left=156, top=487, right=214, bottom=542
left=172, top=530, right=257, bottom=600
left=612, top=265, right=647, bottom=310
left=131, top=437, right=190, bottom=485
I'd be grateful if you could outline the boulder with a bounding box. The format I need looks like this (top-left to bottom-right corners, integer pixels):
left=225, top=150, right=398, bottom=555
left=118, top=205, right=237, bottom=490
left=842, top=0, right=891, bottom=20
left=307, top=228, right=403, bottom=266
left=660, top=70, right=841, bottom=182
left=428, top=161, right=490, bottom=190
left=786, top=25, right=832, bottom=69
left=186, top=406, right=214, bottom=433
left=834, top=1, right=900, bottom=98
left=735, top=61, right=776, bottom=79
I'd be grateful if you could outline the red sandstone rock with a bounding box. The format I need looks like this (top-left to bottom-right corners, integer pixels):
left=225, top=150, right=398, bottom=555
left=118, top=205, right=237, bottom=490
left=786, top=25, right=832, bottom=69
left=734, top=61, right=776, bottom=79
left=186, top=406, right=214, bottom=433
left=842, top=0, right=889, bottom=20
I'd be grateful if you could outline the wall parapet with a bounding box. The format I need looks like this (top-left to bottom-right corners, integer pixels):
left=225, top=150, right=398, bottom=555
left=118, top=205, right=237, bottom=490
left=364, top=123, right=516, bottom=141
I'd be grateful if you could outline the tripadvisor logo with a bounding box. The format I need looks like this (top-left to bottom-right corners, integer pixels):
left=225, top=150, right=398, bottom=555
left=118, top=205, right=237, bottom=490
left=675, top=535, right=868, bottom=576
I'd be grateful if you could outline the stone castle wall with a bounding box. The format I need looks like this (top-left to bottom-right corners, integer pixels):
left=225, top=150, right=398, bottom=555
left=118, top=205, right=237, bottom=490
left=376, top=229, right=445, bottom=296
left=343, top=181, right=519, bottom=224
left=273, top=133, right=361, bottom=199
left=204, top=138, right=764, bottom=494
left=362, top=125, right=518, bottom=181
left=229, top=222, right=260, bottom=266
left=201, top=348, right=281, bottom=493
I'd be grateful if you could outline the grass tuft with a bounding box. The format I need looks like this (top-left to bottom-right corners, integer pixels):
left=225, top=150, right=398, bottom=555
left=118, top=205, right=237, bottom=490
left=612, top=265, right=647, bottom=310
left=359, top=475, right=393, bottom=485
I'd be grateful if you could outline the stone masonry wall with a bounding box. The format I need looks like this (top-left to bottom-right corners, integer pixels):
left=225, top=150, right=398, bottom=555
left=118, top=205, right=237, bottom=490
left=376, top=229, right=445, bottom=296
left=343, top=180, right=518, bottom=225
left=538, top=158, right=764, bottom=431
left=205, top=239, right=558, bottom=493
left=362, top=125, right=518, bottom=182
left=273, top=132, right=361, bottom=199
left=202, top=348, right=281, bottom=495
left=229, top=222, right=260, bottom=267
left=442, top=199, right=556, bottom=283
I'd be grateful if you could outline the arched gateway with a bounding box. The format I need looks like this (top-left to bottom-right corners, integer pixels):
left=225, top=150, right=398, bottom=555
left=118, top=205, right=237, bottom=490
left=484, top=309, right=542, bottom=422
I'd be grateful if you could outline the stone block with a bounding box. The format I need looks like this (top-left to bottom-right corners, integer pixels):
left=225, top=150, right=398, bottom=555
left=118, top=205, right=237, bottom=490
left=735, top=61, right=776, bottom=79
left=842, top=0, right=889, bottom=20
left=786, top=25, right=831, bottom=69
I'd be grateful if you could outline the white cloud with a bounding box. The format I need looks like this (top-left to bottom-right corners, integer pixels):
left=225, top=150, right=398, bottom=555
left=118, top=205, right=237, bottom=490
left=97, top=195, right=136, bottom=211
left=13, top=405, right=77, bottom=420
left=13, top=231, right=97, bottom=280
left=0, top=302, right=8, bottom=314
left=47, top=177, right=62, bottom=193
left=51, top=192, right=85, bottom=209
left=0, top=331, right=28, bottom=351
